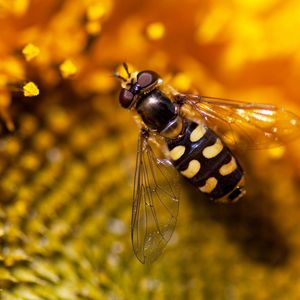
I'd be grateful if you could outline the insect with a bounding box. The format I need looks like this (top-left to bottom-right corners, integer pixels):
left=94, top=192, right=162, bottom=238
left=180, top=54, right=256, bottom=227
left=116, top=63, right=300, bottom=264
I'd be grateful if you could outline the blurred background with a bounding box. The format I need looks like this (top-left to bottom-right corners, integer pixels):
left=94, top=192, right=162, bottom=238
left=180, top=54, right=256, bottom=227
left=1, top=0, right=300, bottom=299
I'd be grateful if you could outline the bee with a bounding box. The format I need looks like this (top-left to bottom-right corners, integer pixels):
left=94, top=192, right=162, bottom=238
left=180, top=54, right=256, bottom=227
left=116, top=63, right=300, bottom=264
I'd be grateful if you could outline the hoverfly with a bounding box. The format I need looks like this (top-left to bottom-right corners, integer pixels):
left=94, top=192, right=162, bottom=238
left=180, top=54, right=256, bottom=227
left=116, top=63, right=300, bottom=264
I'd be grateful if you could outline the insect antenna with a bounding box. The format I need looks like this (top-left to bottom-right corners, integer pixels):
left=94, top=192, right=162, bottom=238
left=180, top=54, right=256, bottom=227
left=122, top=62, right=131, bottom=77
left=113, top=62, right=131, bottom=82
left=113, top=72, right=127, bottom=82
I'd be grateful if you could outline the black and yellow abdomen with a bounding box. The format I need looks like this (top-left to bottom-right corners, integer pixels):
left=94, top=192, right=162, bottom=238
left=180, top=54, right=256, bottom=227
left=167, top=121, right=245, bottom=202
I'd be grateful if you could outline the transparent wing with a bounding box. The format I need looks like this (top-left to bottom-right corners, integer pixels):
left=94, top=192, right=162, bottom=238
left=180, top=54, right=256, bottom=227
left=131, top=130, right=180, bottom=264
left=177, top=94, right=300, bottom=150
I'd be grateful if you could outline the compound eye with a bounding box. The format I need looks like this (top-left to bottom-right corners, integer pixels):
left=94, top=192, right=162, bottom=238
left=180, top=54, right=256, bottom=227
left=137, top=70, right=159, bottom=88
left=119, top=88, right=134, bottom=108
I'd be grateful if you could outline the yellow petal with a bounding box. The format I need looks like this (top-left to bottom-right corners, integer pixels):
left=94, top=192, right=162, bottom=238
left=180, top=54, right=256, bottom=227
left=146, top=22, right=165, bottom=40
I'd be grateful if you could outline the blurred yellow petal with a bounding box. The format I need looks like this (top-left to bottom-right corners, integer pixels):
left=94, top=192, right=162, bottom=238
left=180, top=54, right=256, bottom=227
left=81, top=70, right=115, bottom=93
left=171, top=72, right=191, bottom=92
left=0, top=0, right=29, bottom=15
left=20, top=152, right=41, bottom=171
left=233, top=0, right=277, bottom=12
left=87, top=3, right=106, bottom=20
left=196, top=6, right=231, bottom=43
left=145, top=22, right=165, bottom=40
left=86, top=20, right=102, bottom=35
left=0, top=91, right=11, bottom=107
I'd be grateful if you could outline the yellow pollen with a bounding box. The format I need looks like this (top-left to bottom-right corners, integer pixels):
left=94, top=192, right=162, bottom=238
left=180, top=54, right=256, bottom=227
left=22, top=43, right=40, bottom=61
left=23, top=82, right=39, bottom=97
left=60, top=59, right=78, bottom=78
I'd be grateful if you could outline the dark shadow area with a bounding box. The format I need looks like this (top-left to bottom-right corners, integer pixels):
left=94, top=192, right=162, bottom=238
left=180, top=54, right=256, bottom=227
left=185, top=170, right=291, bottom=266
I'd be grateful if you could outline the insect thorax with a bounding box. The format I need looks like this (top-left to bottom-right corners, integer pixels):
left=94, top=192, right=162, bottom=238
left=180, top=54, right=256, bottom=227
left=136, top=89, right=183, bottom=138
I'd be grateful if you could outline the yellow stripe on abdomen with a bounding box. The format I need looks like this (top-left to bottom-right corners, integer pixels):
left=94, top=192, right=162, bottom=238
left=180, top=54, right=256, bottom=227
left=219, top=156, right=237, bottom=176
left=169, top=145, right=186, bottom=161
left=190, top=124, right=206, bottom=142
left=199, top=177, right=218, bottom=193
left=202, top=139, right=223, bottom=159
left=180, top=160, right=201, bottom=178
